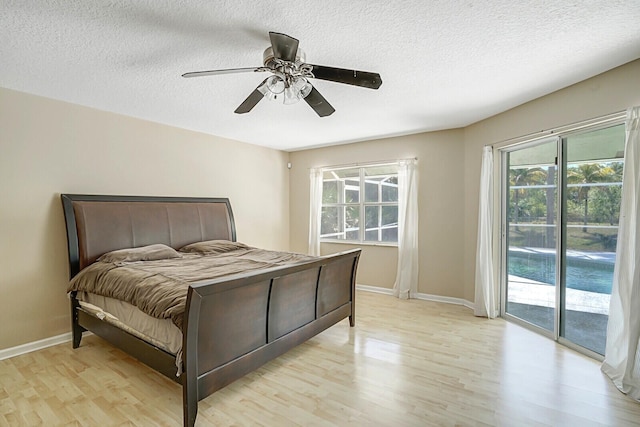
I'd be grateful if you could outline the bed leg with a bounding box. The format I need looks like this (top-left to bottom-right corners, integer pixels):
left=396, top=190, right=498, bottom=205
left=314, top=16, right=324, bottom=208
left=349, top=254, right=358, bottom=327
left=183, top=378, right=198, bottom=427
left=72, top=327, right=82, bottom=348
left=349, top=300, right=356, bottom=327
left=349, top=284, right=356, bottom=327
left=70, top=292, right=84, bottom=348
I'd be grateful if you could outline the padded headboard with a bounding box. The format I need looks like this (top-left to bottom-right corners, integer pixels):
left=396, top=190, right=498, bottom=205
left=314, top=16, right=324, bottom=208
left=61, top=194, right=236, bottom=279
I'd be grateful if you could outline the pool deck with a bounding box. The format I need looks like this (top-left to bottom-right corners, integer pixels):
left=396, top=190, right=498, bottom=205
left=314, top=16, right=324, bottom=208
left=507, top=275, right=610, bottom=315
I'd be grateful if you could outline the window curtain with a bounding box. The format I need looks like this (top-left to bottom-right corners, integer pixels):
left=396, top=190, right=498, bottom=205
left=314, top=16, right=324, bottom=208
left=474, top=146, right=497, bottom=318
left=602, top=106, right=640, bottom=400
left=308, top=167, right=323, bottom=256
left=393, top=159, right=419, bottom=299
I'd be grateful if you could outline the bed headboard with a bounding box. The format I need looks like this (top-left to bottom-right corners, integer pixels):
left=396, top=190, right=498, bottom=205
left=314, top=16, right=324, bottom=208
left=61, top=194, right=236, bottom=279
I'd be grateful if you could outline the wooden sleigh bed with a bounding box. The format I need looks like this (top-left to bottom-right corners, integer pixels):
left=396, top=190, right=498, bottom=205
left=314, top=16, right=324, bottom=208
left=61, top=194, right=361, bottom=426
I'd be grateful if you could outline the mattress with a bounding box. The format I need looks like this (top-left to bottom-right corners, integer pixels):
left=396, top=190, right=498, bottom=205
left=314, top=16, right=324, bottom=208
left=76, top=291, right=183, bottom=373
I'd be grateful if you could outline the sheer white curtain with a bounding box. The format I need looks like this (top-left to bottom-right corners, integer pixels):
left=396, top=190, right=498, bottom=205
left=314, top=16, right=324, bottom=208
left=393, top=159, right=419, bottom=299
left=308, top=167, right=323, bottom=256
left=474, top=146, right=497, bottom=318
left=602, top=106, right=640, bottom=400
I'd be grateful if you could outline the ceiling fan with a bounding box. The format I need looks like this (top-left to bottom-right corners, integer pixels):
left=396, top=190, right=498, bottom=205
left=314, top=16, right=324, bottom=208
left=182, top=32, right=382, bottom=117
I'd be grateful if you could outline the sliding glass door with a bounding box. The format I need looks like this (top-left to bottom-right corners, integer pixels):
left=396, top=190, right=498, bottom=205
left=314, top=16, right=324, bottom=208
left=502, top=124, right=625, bottom=355
left=504, top=138, right=558, bottom=334
left=560, top=126, right=625, bottom=354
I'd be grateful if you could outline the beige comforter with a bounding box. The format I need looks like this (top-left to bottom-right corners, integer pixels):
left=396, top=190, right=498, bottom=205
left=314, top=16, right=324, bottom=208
left=68, top=246, right=316, bottom=329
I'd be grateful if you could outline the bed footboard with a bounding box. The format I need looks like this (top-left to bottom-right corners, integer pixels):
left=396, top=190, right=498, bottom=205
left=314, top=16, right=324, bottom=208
left=181, top=249, right=360, bottom=427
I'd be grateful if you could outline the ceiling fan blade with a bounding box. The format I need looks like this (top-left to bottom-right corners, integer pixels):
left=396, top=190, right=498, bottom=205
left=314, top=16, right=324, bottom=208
left=269, top=32, right=299, bottom=62
left=303, top=86, right=335, bottom=117
left=182, top=67, right=264, bottom=78
left=234, top=79, right=268, bottom=114
left=307, top=64, right=382, bottom=89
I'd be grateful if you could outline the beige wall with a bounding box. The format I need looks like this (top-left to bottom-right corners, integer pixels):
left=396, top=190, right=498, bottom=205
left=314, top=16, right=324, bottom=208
left=289, top=130, right=466, bottom=298
left=290, top=58, right=640, bottom=305
left=462, top=59, right=640, bottom=303
left=0, top=88, right=290, bottom=350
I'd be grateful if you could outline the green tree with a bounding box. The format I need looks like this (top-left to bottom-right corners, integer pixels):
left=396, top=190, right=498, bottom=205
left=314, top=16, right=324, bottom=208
left=567, top=163, right=612, bottom=232
left=544, top=166, right=556, bottom=248
left=590, top=161, right=624, bottom=225
left=509, top=166, right=547, bottom=231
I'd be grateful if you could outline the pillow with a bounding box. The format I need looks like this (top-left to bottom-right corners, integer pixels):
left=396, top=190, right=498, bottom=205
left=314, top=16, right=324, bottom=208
left=98, top=244, right=182, bottom=263
left=179, top=240, right=249, bottom=255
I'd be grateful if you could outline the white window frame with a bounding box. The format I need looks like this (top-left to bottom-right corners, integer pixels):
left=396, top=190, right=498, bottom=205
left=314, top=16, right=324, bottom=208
left=320, top=163, right=399, bottom=246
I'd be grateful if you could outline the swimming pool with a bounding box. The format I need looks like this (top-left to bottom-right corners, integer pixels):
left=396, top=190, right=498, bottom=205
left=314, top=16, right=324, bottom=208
left=508, top=248, right=615, bottom=294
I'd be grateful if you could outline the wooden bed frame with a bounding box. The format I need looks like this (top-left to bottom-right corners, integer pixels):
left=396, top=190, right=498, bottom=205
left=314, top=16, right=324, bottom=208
left=61, top=194, right=361, bottom=426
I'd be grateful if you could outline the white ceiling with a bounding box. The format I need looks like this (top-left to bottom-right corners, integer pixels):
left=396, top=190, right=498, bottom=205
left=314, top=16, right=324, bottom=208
left=2, top=1, right=639, bottom=151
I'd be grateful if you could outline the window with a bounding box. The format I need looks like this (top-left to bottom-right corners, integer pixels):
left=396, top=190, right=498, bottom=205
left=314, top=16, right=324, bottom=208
left=320, top=164, right=399, bottom=244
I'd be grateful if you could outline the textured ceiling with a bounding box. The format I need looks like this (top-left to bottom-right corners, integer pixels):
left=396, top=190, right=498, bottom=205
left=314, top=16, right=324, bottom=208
left=2, top=1, right=639, bottom=151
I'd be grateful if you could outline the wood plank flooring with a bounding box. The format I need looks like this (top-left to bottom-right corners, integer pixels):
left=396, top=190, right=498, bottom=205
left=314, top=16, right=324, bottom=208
left=1, top=291, right=639, bottom=426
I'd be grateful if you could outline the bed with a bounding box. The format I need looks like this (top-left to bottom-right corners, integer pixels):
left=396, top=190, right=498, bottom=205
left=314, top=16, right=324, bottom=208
left=61, top=194, right=361, bottom=426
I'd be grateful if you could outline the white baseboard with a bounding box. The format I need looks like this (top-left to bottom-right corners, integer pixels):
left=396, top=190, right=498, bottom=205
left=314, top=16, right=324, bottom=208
left=413, top=292, right=475, bottom=310
left=356, top=284, right=394, bottom=295
left=356, top=284, right=474, bottom=310
left=0, top=332, right=72, bottom=361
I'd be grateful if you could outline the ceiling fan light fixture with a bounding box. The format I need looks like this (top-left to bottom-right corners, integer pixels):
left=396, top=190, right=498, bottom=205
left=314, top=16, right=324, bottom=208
left=283, top=76, right=312, bottom=105
left=283, top=87, right=300, bottom=105
left=259, top=75, right=312, bottom=105
left=292, top=76, right=312, bottom=98
left=265, top=75, right=285, bottom=94
left=257, top=75, right=286, bottom=101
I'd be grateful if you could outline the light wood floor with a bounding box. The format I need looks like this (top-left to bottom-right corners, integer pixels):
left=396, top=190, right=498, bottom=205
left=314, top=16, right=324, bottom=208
left=1, top=291, right=639, bottom=426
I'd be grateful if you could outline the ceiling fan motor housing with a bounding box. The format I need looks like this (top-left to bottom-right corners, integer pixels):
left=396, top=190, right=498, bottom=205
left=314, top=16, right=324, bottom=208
left=263, top=47, right=306, bottom=68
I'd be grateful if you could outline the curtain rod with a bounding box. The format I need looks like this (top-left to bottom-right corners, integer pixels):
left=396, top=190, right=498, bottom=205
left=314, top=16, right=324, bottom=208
left=311, top=157, right=417, bottom=171
left=489, top=110, right=626, bottom=150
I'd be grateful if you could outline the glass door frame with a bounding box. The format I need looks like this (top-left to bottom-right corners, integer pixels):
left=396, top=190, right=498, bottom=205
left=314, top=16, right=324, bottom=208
left=498, top=116, right=625, bottom=360
left=499, top=136, right=561, bottom=341
left=557, top=126, right=622, bottom=360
